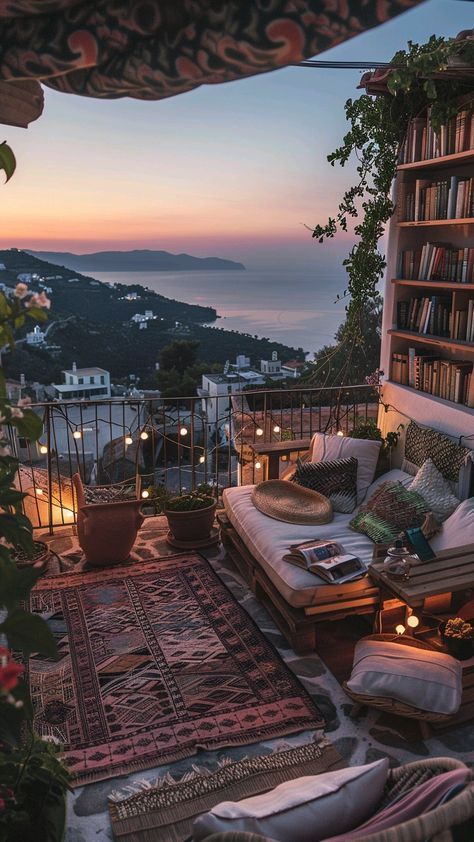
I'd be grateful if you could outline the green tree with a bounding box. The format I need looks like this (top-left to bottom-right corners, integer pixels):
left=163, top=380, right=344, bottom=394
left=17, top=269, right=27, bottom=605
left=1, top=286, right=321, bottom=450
left=158, top=339, right=200, bottom=375
left=306, top=295, right=382, bottom=387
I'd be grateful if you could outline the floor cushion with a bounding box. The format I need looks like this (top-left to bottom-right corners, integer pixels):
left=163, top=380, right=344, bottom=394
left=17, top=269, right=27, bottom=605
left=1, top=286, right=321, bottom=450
left=193, top=759, right=389, bottom=842
left=309, top=433, right=381, bottom=504
left=346, top=639, right=462, bottom=716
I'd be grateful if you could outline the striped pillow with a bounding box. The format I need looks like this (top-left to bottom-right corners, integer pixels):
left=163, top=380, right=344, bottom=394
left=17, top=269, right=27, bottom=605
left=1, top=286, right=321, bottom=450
left=291, top=457, right=358, bottom=514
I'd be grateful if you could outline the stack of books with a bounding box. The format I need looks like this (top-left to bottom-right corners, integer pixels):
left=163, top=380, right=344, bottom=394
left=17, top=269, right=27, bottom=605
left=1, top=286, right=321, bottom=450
left=399, top=106, right=474, bottom=164
left=391, top=350, right=474, bottom=407
left=398, top=243, right=474, bottom=283
left=404, top=176, right=474, bottom=222
left=396, top=295, right=452, bottom=337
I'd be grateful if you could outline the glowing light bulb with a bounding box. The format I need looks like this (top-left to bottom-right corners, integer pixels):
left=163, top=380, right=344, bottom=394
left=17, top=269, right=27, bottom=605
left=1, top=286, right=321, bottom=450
left=395, top=624, right=406, bottom=635
left=281, top=455, right=288, bottom=462
left=34, top=487, right=43, bottom=496
left=336, top=430, right=344, bottom=437
left=407, top=615, right=420, bottom=629
left=256, top=428, right=263, bottom=437
left=199, top=455, right=205, bottom=464
left=141, top=490, right=150, bottom=499
left=255, top=461, right=261, bottom=470
left=73, top=430, right=82, bottom=439
left=179, top=427, right=188, bottom=436
left=140, top=431, right=149, bottom=440
left=125, top=436, right=133, bottom=446
left=273, top=425, right=280, bottom=433
left=39, top=445, right=48, bottom=454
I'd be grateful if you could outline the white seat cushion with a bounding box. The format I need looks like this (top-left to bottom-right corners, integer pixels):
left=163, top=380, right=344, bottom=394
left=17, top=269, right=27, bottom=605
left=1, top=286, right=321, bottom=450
left=346, top=639, right=462, bottom=716
left=431, top=497, right=474, bottom=553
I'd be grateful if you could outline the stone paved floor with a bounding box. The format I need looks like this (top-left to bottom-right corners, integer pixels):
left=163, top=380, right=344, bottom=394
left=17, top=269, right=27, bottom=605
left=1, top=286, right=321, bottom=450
left=37, top=518, right=474, bottom=842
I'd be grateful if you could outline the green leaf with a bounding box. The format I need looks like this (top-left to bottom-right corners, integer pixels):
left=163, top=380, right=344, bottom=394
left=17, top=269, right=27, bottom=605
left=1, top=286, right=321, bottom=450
left=0, top=558, right=43, bottom=610
left=11, top=409, right=43, bottom=441
left=0, top=608, right=58, bottom=658
left=0, top=511, right=33, bottom=552
left=25, top=307, right=48, bottom=322
left=0, top=141, right=16, bottom=182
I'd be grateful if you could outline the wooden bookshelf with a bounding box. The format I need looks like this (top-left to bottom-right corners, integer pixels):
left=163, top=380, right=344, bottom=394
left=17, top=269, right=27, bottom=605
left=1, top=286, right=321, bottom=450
left=398, top=149, right=474, bottom=171
left=385, top=108, right=474, bottom=411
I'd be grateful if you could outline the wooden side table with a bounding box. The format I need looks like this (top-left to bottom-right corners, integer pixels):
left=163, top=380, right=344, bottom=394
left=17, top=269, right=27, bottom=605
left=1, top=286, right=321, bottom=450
left=249, top=438, right=311, bottom=480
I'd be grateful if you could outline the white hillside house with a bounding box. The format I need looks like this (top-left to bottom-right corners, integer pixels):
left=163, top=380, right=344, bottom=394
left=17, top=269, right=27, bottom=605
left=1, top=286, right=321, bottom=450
left=53, top=363, right=111, bottom=400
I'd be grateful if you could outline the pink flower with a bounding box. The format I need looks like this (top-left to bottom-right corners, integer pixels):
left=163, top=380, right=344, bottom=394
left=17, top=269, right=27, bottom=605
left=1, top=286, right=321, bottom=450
left=26, top=291, right=51, bottom=310
left=18, top=397, right=32, bottom=407
left=14, top=282, right=28, bottom=299
left=10, top=407, right=23, bottom=419
left=0, top=647, right=23, bottom=692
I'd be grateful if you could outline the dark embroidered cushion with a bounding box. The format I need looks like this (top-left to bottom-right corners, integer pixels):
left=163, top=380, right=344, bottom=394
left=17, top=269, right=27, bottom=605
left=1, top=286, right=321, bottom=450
left=350, top=481, right=429, bottom=543
left=291, top=457, right=358, bottom=514
left=404, top=421, right=472, bottom=484
left=84, top=483, right=136, bottom=504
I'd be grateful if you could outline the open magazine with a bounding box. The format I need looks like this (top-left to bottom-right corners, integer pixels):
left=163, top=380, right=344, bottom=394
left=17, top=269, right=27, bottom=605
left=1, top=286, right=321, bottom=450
left=283, top=539, right=366, bottom=584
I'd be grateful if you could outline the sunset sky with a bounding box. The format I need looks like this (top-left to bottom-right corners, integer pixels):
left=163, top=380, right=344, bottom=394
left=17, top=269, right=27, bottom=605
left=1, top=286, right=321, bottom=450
left=0, top=0, right=472, bottom=269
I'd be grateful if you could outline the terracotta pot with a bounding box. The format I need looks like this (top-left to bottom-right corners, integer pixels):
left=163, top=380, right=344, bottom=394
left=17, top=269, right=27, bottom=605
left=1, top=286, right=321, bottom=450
left=165, top=501, right=216, bottom=542
left=78, top=498, right=145, bottom=566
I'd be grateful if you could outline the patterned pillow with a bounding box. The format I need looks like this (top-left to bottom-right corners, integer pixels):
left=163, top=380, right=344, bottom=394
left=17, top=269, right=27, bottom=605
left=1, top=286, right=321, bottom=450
left=291, top=457, right=358, bottom=514
left=350, top=481, right=428, bottom=543
left=408, top=459, right=460, bottom=522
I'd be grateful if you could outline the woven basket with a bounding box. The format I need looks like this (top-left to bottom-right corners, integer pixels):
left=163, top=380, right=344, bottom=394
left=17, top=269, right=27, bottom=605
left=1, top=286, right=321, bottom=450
left=204, top=757, right=474, bottom=842
left=342, top=634, right=455, bottom=725
left=251, top=480, right=332, bottom=525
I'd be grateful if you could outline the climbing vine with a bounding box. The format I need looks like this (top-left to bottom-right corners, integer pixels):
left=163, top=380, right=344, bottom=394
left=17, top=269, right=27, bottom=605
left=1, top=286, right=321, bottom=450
left=312, top=34, right=474, bottom=336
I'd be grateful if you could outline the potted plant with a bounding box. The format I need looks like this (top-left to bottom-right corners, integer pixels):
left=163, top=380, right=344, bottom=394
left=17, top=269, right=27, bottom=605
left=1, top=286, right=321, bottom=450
left=164, top=484, right=217, bottom=543
left=440, top=617, right=474, bottom=661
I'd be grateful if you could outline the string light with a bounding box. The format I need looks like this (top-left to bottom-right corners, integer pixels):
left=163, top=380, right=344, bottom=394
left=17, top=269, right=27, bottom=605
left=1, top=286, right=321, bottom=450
left=336, top=430, right=344, bottom=436
left=179, top=427, right=188, bottom=436
left=199, top=455, right=206, bottom=464
left=141, top=490, right=150, bottom=499
left=73, top=430, right=82, bottom=439
left=39, top=445, right=48, bottom=454
left=407, top=615, right=420, bottom=629
left=273, top=425, right=280, bottom=433
left=140, top=431, right=149, bottom=440
left=125, top=435, right=133, bottom=446
left=256, top=428, right=263, bottom=437
left=255, top=461, right=261, bottom=470
left=395, top=624, right=405, bottom=635
left=34, top=487, right=43, bottom=496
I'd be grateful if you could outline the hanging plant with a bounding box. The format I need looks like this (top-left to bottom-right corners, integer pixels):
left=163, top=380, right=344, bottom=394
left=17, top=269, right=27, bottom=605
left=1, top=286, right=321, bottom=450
left=311, top=34, right=474, bottom=336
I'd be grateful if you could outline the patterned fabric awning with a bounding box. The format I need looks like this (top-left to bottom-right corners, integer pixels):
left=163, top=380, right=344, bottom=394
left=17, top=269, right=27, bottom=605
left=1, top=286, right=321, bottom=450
left=0, top=0, right=424, bottom=127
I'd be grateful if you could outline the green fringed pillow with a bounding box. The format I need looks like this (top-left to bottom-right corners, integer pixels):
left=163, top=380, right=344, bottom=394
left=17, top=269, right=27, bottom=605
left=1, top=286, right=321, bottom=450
left=350, top=481, right=429, bottom=544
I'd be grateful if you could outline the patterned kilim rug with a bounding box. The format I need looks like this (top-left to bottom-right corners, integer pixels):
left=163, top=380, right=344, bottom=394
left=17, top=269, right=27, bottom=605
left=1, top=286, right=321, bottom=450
left=28, top=552, right=323, bottom=786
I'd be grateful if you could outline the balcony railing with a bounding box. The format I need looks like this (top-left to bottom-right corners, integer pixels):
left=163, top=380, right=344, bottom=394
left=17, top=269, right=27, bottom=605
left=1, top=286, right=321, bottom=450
left=7, top=384, right=380, bottom=533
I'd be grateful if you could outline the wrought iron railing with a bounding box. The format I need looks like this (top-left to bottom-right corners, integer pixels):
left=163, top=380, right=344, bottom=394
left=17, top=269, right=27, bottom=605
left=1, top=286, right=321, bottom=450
left=7, top=384, right=380, bottom=532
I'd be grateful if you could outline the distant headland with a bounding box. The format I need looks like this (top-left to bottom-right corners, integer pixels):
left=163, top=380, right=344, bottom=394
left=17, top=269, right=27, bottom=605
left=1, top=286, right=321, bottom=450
left=27, top=249, right=246, bottom=273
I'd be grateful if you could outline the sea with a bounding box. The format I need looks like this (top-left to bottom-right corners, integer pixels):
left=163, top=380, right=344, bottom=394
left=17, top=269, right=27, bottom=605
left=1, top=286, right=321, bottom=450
left=92, top=267, right=348, bottom=358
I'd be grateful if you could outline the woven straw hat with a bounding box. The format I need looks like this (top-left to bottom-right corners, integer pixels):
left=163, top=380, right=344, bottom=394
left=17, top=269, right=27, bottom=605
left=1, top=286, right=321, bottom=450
left=251, top=480, right=333, bottom=525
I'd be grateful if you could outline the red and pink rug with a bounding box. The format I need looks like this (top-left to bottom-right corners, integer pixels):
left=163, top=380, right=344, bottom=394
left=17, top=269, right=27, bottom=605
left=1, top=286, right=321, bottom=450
left=29, top=553, right=323, bottom=785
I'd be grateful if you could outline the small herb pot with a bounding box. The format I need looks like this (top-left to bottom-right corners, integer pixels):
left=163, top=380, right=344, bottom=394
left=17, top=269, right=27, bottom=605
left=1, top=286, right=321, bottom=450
left=439, top=622, right=474, bottom=661
left=165, top=500, right=216, bottom=542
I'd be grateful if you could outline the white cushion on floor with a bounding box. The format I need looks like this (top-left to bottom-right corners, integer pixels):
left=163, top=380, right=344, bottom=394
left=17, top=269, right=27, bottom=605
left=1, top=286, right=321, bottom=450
left=346, top=639, right=462, bottom=715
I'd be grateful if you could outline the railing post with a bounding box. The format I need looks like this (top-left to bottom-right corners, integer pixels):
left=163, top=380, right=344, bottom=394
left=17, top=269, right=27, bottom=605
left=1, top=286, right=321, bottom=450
left=45, top=404, right=54, bottom=536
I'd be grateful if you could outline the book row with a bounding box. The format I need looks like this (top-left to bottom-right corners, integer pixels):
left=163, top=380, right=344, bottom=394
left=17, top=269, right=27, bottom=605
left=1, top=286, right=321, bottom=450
left=399, top=107, right=474, bottom=164
left=391, top=351, right=474, bottom=408
left=398, top=243, right=474, bottom=283
left=403, top=176, right=474, bottom=222
left=396, top=296, right=474, bottom=342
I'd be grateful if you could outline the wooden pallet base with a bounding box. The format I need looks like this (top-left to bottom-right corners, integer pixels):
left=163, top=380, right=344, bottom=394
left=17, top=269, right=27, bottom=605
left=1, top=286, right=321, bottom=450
left=218, top=511, right=380, bottom=654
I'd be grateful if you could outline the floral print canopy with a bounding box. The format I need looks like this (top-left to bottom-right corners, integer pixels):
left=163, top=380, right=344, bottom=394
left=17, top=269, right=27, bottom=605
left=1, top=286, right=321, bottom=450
left=0, top=0, right=424, bottom=127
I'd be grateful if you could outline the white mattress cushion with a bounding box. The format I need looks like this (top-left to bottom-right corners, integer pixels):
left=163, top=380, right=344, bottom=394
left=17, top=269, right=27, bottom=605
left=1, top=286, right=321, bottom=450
left=223, top=484, right=375, bottom=608
left=309, top=433, right=382, bottom=504
left=431, top=497, right=474, bottom=553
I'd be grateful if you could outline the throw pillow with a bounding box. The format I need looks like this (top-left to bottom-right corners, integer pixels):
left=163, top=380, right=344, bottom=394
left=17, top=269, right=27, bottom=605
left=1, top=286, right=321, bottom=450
left=350, top=481, right=428, bottom=543
left=291, top=457, right=358, bottom=513
left=309, top=433, right=381, bottom=505
left=192, top=759, right=389, bottom=842
left=346, top=639, right=462, bottom=716
left=431, top=497, right=474, bottom=554
left=408, top=459, right=460, bottom=522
